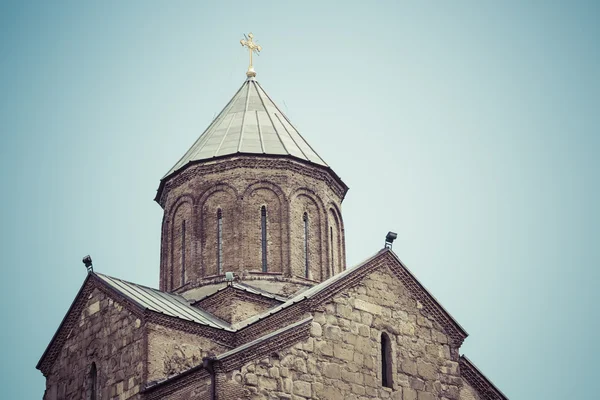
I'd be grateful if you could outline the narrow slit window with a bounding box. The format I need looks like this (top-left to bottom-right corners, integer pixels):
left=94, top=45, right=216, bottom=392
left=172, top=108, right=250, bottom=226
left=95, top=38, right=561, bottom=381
left=381, top=333, right=393, bottom=388
left=217, top=209, right=223, bottom=274
left=181, top=220, right=186, bottom=285
left=303, top=212, right=309, bottom=278
left=330, top=226, right=334, bottom=276
left=90, top=362, right=97, bottom=400
left=261, top=206, right=267, bottom=272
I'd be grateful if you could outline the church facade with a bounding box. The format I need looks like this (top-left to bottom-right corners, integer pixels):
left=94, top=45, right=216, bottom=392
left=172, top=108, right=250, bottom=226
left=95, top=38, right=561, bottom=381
left=37, top=38, right=508, bottom=400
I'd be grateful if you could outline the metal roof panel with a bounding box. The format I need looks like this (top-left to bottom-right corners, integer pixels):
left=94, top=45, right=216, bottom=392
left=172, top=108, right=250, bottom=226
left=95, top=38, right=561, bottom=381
left=96, top=273, right=233, bottom=331
left=164, top=78, right=328, bottom=177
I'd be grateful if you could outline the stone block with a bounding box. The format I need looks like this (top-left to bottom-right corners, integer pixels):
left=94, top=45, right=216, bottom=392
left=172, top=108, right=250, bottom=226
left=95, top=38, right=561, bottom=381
left=316, top=341, right=333, bottom=357
left=324, top=325, right=342, bottom=341
left=403, top=387, right=417, bottom=400
left=293, top=381, right=311, bottom=398
left=310, top=322, right=322, bottom=337
left=416, top=360, right=437, bottom=380
left=333, top=344, right=354, bottom=361
left=417, top=391, right=436, bottom=400
left=88, top=301, right=100, bottom=316
left=402, top=359, right=417, bottom=376
left=352, top=384, right=365, bottom=395
left=354, top=299, right=382, bottom=315
left=246, top=373, right=258, bottom=386
left=322, top=362, right=341, bottom=379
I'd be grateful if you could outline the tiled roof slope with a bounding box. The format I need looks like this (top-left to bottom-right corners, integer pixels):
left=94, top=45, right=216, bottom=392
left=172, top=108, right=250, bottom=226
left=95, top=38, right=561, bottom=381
left=96, top=273, right=233, bottom=331
left=165, top=77, right=327, bottom=177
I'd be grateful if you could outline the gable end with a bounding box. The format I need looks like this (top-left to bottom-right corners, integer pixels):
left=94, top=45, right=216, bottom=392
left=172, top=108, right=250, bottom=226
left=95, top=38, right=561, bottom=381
left=460, top=355, right=509, bottom=400
left=36, top=274, right=147, bottom=376
left=307, top=249, right=468, bottom=346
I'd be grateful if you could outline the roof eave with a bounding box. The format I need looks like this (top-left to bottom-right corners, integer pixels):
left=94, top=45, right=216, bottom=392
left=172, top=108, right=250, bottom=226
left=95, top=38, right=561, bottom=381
left=154, top=153, right=349, bottom=206
left=36, top=273, right=94, bottom=371
left=387, top=249, right=469, bottom=338
left=460, top=355, right=509, bottom=399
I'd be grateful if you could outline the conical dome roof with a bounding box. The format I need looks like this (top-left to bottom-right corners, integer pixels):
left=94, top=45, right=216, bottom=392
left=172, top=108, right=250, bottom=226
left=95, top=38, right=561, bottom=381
left=166, top=77, right=327, bottom=177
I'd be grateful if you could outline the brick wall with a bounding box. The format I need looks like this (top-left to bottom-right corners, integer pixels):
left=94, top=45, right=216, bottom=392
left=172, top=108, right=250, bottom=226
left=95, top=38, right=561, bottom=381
left=158, top=156, right=347, bottom=293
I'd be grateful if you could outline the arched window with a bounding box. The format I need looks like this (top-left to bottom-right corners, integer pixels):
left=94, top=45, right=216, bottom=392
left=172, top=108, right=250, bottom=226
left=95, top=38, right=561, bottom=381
left=181, top=220, right=186, bottom=285
left=217, top=209, right=223, bottom=274
left=303, top=212, right=309, bottom=278
left=90, top=362, right=97, bottom=400
left=261, top=206, right=267, bottom=272
left=381, top=332, right=393, bottom=388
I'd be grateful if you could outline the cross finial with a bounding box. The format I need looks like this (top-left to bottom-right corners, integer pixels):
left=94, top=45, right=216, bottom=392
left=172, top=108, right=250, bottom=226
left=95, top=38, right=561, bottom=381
left=240, top=32, right=262, bottom=78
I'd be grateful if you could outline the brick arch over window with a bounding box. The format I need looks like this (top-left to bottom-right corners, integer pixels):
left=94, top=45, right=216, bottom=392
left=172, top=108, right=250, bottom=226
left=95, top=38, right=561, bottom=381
left=241, top=182, right=286, bottom=273
left=327, top=207, right=343, bottom=277
left=199, top=185, right=239, bottom=277
left=170, top=201, right=193, bottom=290
left=290, top=189, right=325, bottom=280
left=160, top=195, right=195, bottom=291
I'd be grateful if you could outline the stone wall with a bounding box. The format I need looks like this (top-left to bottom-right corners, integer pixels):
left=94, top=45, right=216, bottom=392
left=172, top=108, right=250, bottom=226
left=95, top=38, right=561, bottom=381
left=43, top=287, right=144, bottom=400
left=146, top=323, right=228, bottom=382
left=195, top=287, right=280, bottom=324
left=158, top=155, right=347, bottom=292
left=228, top=266, right=462, bottom=399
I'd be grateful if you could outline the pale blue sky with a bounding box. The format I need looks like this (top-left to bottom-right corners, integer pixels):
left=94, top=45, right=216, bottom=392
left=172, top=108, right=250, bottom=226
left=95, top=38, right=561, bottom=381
left=1, top=1, right=598, bottom=398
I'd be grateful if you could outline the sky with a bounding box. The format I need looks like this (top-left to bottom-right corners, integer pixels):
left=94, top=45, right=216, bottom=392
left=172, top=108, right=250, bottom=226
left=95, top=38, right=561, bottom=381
left=0, top=1, right=598, bottom=398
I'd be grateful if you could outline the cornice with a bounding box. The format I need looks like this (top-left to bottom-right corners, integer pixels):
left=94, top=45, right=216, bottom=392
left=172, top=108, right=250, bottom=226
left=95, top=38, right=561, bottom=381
left=155, top=154, right=349, bottom=207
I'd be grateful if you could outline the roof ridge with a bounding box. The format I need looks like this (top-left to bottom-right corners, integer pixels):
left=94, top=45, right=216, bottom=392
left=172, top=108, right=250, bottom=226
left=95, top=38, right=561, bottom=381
left=254, top=80, right=327, bottom=165
left=164, top=82, right=247, bottom=178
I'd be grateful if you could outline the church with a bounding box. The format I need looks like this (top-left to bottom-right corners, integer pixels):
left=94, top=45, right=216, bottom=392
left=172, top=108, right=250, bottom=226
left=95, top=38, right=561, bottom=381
left=36, top=34, right=508, bottom=400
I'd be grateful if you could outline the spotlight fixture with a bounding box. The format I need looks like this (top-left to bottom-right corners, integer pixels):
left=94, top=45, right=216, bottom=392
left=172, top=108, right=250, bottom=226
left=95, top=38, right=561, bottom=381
left=384, top=232, right=397, bottom=249
left=82, top=255, right=93, bottom=273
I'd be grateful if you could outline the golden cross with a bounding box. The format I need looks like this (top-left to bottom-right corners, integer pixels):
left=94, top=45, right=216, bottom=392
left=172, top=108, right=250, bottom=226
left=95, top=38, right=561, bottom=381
left=240, top=32, right=262, bottom=77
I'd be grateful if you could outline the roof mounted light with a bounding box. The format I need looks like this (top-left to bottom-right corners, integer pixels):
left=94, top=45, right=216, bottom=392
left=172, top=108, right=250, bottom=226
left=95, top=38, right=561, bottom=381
left=384, top=232, right=397, bottom=249
left=82, top=255, right=93, bottom=273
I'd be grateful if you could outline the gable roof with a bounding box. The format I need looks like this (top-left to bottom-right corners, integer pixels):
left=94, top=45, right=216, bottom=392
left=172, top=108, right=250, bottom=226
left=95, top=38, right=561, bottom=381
left=233, top=248, right=468, bottom=345
left=192, top=281, right=288, bottom=306
left=165, top=77, right=327, bottom=178
left=96, top=273, right=232, bottom=331
left=36, top=272, right=233, bottom=376
left=38, top=248, right=469, bottom=376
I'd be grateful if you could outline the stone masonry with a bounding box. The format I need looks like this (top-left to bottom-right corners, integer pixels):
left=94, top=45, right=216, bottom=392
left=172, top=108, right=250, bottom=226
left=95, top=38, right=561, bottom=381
left=234, top=266, right=462, bottom=400
left=43, top=287, right=145, bottom=400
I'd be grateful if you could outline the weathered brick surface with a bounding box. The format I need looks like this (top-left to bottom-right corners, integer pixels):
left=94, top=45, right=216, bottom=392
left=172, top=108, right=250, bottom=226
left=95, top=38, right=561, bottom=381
left=158, top=155, right=347, bottom=293
left=43, top=288, right=144, bottom=400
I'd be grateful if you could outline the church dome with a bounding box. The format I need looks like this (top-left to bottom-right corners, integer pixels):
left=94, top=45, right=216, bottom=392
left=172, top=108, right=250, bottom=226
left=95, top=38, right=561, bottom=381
left=156, top=68, right=347, bottom=299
